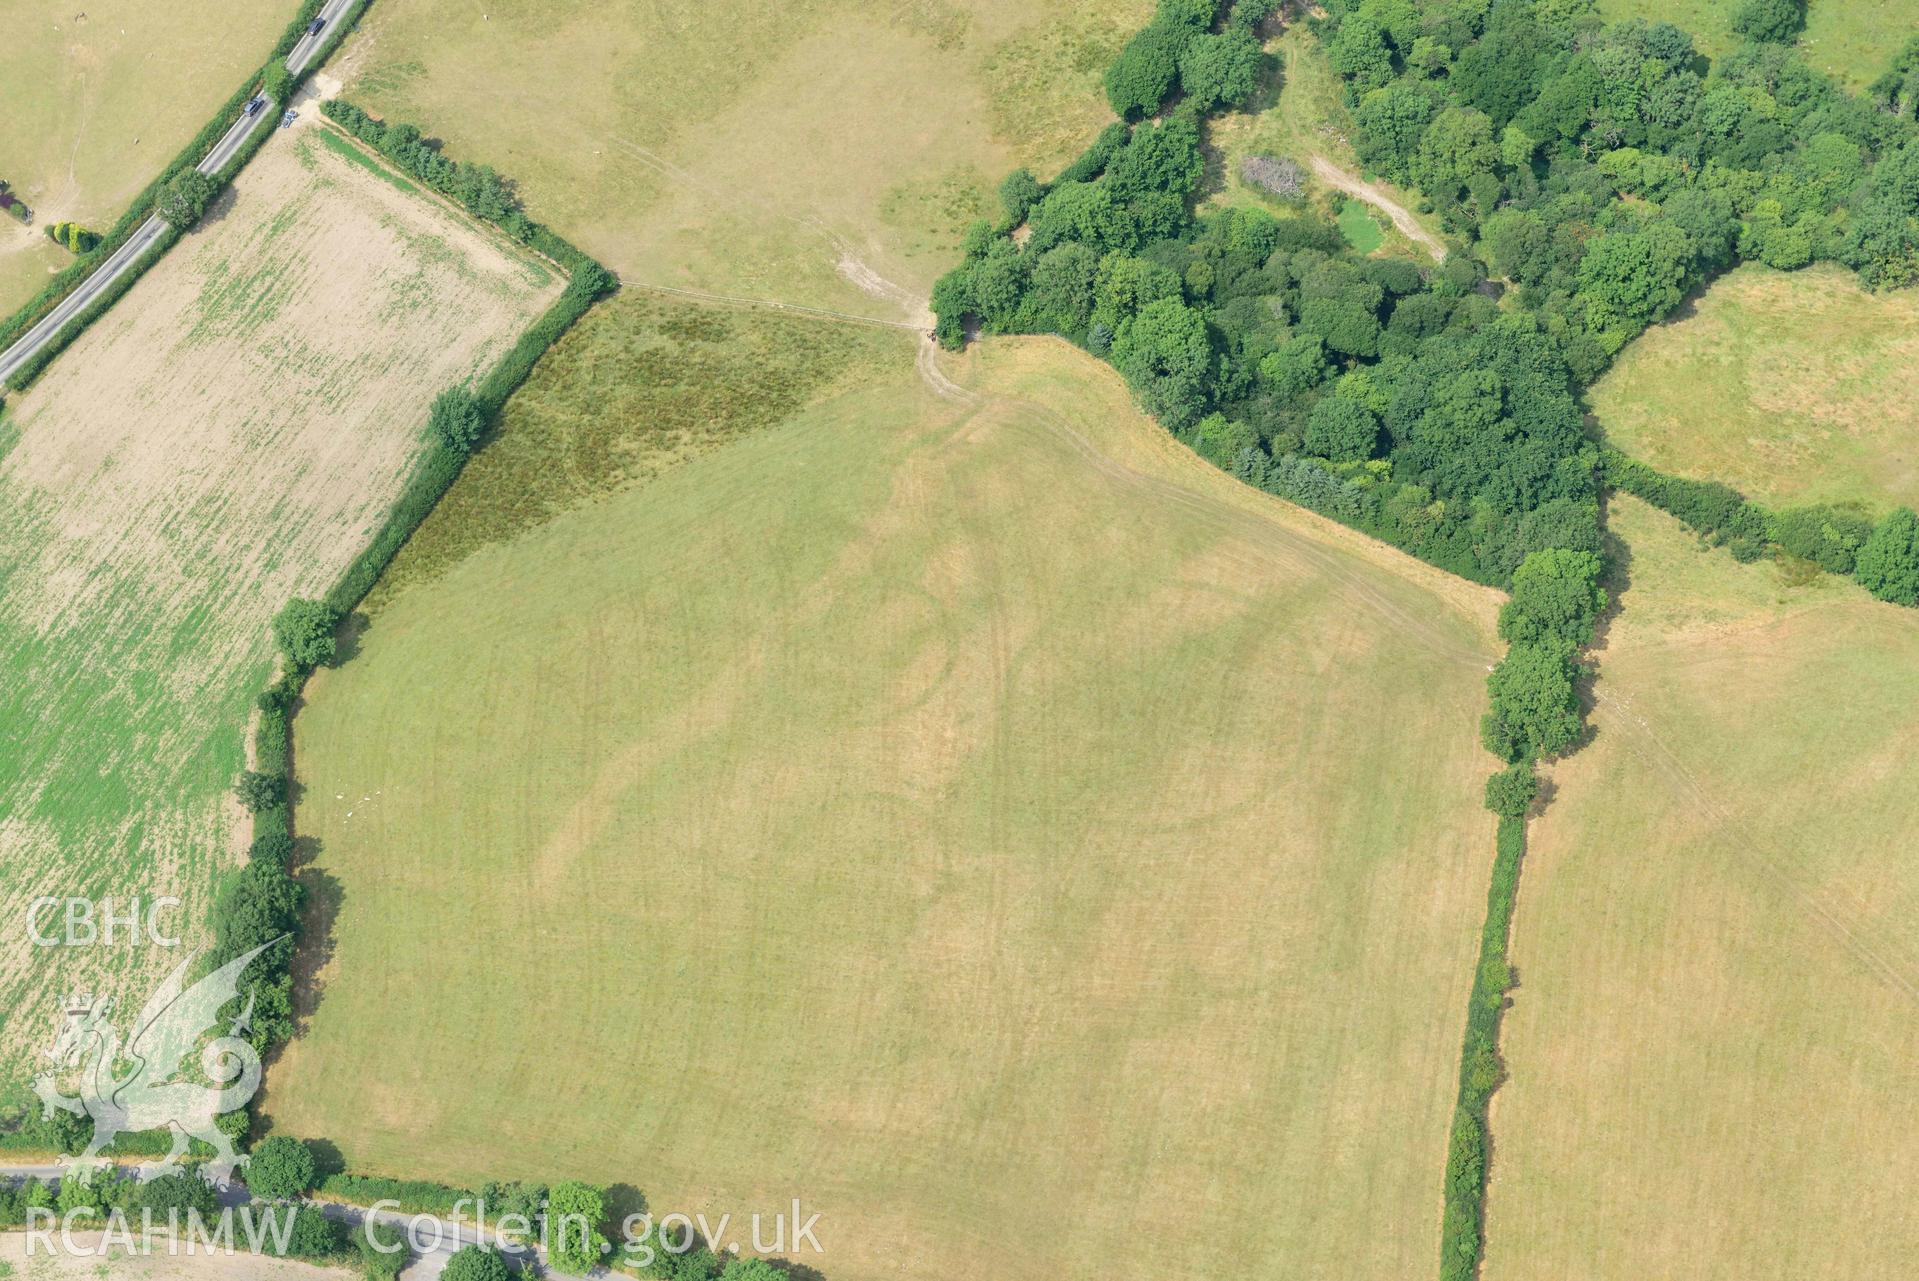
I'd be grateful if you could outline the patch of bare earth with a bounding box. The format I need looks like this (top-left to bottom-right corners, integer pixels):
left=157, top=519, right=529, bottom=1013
left=1306, top=155, right=1447, bottom=261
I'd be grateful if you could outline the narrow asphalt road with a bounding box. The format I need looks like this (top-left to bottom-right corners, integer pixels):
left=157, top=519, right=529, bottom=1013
left=0, top=1165, right=562, bottom=1278
left=0, top=0, right=359, bottom=387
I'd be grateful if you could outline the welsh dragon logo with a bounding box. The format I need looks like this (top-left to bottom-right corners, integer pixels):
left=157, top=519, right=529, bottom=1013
left=31, top=939, right=281, bottom=1185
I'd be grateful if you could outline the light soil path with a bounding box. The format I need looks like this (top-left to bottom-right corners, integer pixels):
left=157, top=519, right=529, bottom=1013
left=1307, top=155, right=1448, bottom=262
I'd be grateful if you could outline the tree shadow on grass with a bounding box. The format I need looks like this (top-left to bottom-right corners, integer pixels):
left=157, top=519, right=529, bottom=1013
left=1586, top=493, right=1636, bottom=660
left=1246, top=39, right=1287, bottom=116
left=197, top=183, right=242, bottom=231
left=1566, top=491, right=1637, bottom=759
left=778, top=1265, right=827, bottom=1281
left=252, top=850, right=341, bottom=1124
left=284, top=844, right=342, bottom=1041
left=305, top=1136, right=348, bottom=1179
left=603, top=1184, right=648, bottom=1228
left=329, top=610, right=370, bottom=668
left=1526, top=772, right=1559, bottom=820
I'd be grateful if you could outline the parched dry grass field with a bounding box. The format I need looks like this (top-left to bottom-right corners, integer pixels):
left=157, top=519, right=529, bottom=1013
left=0, top=119, right=557, bottom=1098
left=1597, top=0, right=1915, bottom=90
left=266, top=336, right=1504, bottom=1281
left=327, top=0, right=1152, bottom=317
left=1590, top=264, right=1919, bottom=514
left=1484, top=495, right=1919, bottom=1281
left=0, top=0, right=298, bottom=315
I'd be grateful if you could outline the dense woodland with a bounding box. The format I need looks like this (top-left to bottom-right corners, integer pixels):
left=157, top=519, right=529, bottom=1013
left=933, top=0, right=1919, bottom=796
left=933, top=0, right=1919, bottom=591
left=934, top=11, right=1919, bottom=1273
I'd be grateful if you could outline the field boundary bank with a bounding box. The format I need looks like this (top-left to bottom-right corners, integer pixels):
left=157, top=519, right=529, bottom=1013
left=0, top=0, right=376, bottom=397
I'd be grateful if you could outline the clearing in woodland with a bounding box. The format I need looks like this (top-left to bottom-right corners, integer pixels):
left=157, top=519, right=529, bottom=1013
left=1485, top=494, right=1919, bottom=1281
left=266, top=336, right=1504, bottom=1281
left=1596, top=0, right=1915, bottom=90
left=0, top=0, right=296, bottom=314
left=1589, top=263, right=1919, bottom=514
left=1204, top=24, right=1450, bottom=262
left=0, top=117, right=557, bottom=1100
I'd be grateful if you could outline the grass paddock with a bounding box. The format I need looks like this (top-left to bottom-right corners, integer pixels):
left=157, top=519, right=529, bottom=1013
left=1487, top=496, right=1919, bottom=1281
left=1590, top=264, right=1919, bottom=514
left=266, top=335, right=1504, bottom=1281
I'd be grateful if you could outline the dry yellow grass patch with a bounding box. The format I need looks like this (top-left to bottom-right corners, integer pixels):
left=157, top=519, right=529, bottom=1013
left=329, top=0, right=1151, bottom=316
left=0, top=0, right=296, bottom=313
left=1590, top=264, right=1919, bottom=514
left=268, top=335, right=1504, bottom=1281
left=1485, top=495, right=1919, bottom=1281
left=0, top=120, right=557, bottom=1093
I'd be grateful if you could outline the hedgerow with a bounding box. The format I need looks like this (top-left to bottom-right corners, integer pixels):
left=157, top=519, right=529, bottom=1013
left=1600, top=449, right=1771, bottom=558
left=317, top=1172, right=476, bottom=1217
left=936, top=3, right=1918, bottom=1278
left=1441, top=813, right=1525, bottom=1281
left=227, top=103, right=614, bottom=1155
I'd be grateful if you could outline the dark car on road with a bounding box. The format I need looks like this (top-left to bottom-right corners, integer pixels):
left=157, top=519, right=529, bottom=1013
left=307, top=17, right=326, bottom=35
left=244, top=96, right=265, bottom=117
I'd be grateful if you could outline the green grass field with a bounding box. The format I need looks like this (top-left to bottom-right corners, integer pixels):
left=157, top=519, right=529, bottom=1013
left=1338, top=198, right=1386, bottom=253
left=332, top=0, right=1151, bottom=319
left=1485, top=494, right=1919, bottom=1280
left=265, top=335, right=1504, bottom=1281
left=0, top=0, right=297, bottom=316
left=1589, top=264, right=1919, bottom=514
left=0, top=124, right=555, bottom=1097
left=1597, top=0, right=1915, bottom=89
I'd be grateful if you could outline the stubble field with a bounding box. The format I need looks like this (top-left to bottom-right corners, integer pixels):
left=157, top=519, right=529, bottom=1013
left=0, top=0, right=296, bottom=315
left=0, top=119, right=557, bottom=1096
left=266, top=336, right=1505, bottom=1281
